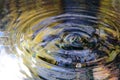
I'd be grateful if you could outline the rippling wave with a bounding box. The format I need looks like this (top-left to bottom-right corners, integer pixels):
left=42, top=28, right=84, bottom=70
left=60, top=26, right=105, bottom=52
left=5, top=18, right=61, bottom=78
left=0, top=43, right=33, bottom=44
left=0, top=0, right=120, bottom=80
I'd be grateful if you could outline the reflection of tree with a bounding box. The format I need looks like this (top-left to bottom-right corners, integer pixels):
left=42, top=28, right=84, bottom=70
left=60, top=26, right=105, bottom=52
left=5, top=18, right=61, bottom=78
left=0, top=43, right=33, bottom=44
left=94, top=0, right=120, bottom=79
left=0, top=0, right=62, bottom=30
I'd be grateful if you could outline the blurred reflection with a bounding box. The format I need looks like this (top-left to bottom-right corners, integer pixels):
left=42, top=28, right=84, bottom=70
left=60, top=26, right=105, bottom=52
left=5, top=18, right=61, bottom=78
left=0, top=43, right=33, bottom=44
left=0, top=0, right=120, bottom=80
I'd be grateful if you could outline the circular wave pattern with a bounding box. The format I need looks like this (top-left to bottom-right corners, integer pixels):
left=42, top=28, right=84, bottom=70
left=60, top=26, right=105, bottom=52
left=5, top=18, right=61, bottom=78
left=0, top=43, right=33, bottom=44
left=3, top=0, right=120, bottom=80
left=13, top=13, right=120, bottom=80
left=31, top=13, right=119, bottom=68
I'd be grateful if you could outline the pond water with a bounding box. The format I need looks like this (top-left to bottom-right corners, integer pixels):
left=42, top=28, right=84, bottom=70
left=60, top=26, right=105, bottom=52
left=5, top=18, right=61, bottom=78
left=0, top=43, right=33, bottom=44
left=0, top=0, right=120, bottom=80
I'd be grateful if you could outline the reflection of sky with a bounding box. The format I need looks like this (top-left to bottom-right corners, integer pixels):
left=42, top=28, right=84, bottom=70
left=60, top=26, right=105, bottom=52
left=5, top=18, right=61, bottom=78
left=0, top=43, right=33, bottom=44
left=0, top=41, right=32, bottom=80
left=0, top=32, right=4, bottom=37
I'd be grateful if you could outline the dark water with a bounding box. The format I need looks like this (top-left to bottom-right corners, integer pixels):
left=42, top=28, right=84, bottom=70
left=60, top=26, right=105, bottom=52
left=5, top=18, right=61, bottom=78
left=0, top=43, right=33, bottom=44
left=0, top=0, right=120, bottom=80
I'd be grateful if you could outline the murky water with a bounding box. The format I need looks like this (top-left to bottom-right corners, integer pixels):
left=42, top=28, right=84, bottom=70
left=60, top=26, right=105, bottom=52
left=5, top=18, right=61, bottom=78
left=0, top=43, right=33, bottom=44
left=0, top=0, right=120, bottom=80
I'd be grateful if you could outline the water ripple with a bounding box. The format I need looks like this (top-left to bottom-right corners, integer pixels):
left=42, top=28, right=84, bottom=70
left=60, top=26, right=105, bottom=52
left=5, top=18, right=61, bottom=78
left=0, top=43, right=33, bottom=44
left=0, top=0, right=120, bottom=80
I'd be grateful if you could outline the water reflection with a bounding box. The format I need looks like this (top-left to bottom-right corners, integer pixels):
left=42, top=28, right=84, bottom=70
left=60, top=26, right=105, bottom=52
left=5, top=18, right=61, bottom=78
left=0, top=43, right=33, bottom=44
left=0, top=0, right=120, bottom=80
